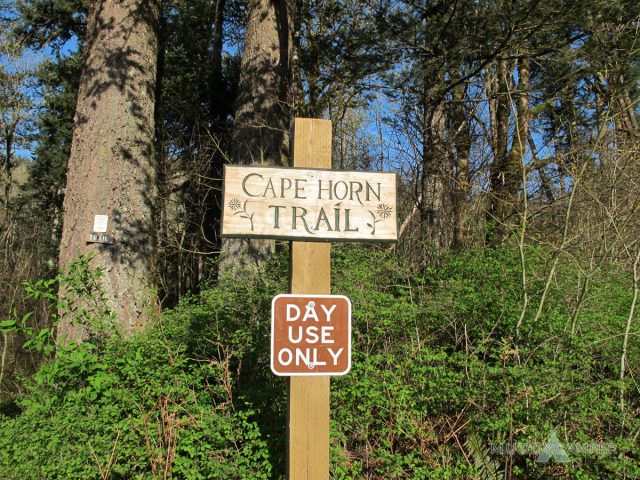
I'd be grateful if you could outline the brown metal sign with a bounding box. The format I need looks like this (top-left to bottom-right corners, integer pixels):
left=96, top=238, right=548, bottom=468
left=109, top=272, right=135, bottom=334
left=271, top=294, right=351, bottom=376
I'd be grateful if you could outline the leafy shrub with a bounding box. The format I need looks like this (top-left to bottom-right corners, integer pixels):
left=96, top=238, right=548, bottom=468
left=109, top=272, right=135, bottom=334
left=0, top=257, right=273, bottom=479
left=0, top=246, right=638, bottom=479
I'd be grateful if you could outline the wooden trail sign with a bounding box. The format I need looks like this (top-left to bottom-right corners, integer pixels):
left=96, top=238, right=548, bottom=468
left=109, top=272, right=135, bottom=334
left=271, top=295, right=351, bottom=376
left=222, top=166, right=398, bottom=241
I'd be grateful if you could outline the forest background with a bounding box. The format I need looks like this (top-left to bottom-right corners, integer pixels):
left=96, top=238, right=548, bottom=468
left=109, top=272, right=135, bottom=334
left=0, top=0, right=639, bottom=478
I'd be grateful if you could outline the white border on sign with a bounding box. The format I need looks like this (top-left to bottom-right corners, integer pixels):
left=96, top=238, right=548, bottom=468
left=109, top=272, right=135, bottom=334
left=270, top=294, right=352, bottom=377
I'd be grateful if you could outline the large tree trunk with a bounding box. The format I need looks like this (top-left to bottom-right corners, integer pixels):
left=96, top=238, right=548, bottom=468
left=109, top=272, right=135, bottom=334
left=58, top=0, right=160, bottom=342
left=218, top=0, right=293, bottom=275
left=232, top=0, right=292, bottom=167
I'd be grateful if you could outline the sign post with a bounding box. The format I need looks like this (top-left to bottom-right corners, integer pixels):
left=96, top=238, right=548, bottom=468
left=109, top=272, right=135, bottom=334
left=289, top=118, right=332, bottom=480
left=221, top=117, right=397, bottom=479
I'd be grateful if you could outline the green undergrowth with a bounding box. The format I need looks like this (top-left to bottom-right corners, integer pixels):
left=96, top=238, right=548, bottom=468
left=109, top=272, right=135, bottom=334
left=0, top=245, right=638, bottom=479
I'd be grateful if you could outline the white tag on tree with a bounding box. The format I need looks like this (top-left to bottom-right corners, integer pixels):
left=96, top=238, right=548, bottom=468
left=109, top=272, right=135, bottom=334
left=93, top=215, right=109, bottom=233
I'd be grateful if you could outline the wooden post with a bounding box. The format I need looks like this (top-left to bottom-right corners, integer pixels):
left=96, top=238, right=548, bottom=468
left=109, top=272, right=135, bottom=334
left=289, top=118, right=332, bottom=479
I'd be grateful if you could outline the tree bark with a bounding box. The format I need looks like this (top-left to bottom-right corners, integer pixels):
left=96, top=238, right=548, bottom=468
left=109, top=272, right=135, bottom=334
left=451, top=83, right=471, bottom=250
left=420, top=83, right=447, bottom=250
left=209, top=0, right=226, bottom=122
left=58, top=0, right=160, bottom=342
left=1, top=124, right=13, bottom=226
left=486, top=59, right=511, bottom=244
left=487, top=56, right=530, bottom=245
left=232, top=0, right=292, bottom=166
left=218, top=0, right=294, bottom=275
left=201, top=0, right=226, bottom=254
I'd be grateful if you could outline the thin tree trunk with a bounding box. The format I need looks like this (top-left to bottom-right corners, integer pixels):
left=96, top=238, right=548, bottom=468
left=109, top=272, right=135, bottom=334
left=620, top=248, right=640, bottom=413
left=622, top=91, right=638, bottom=132
left=1, top=127, right=13, bottom=225
left=487, top=56, right=530, bottom=245
left=487, top=59, right=511, bottom=244
left=209, top=0, right=226, bottom=122
left=452, top=142, right=470, bottom=250
left=201, top=0, right=227, bottom=256
left=421, top=83, right=447, bottom=249
left=451, top=83, right=471, bottom=250
left=58, top=0, right=160, bottom=342
left=154, top=0, right=172, bottom=305
left=527, top=133, right=554, bottom=203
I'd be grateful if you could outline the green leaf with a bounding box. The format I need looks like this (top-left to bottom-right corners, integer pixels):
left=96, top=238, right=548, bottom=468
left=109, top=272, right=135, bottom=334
left=0, top=319, right=17, bottom=331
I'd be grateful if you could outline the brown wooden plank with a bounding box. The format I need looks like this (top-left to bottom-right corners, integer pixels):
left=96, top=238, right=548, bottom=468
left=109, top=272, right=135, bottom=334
left=221, top=166, right=397, bottom=241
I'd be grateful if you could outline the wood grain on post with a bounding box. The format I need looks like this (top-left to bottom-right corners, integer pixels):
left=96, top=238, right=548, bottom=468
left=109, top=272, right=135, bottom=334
left=289, top=118, right=331, bottom=479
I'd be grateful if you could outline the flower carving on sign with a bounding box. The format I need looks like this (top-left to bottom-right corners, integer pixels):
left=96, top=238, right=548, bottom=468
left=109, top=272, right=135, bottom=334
left=228, top=198, right=242, bottom=211
left=228, top=197, right=254, bottom=231
left=366, top=203, right=393, bottom=235
left=376, top=203, right=393, bottom=219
